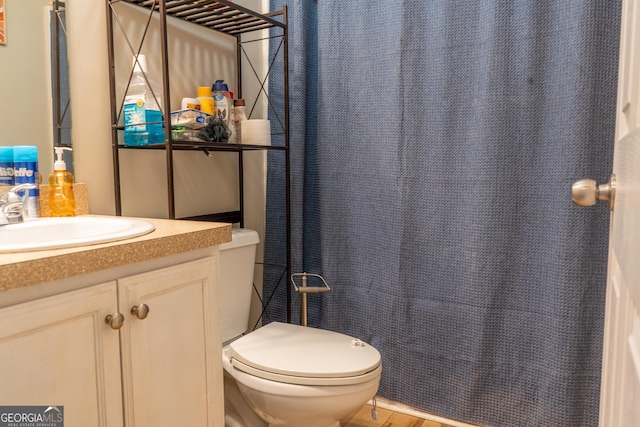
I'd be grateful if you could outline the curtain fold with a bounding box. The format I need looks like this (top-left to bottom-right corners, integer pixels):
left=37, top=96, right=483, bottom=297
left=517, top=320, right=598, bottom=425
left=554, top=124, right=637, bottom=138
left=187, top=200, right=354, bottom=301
left=265, top=2, right=620, bottom=426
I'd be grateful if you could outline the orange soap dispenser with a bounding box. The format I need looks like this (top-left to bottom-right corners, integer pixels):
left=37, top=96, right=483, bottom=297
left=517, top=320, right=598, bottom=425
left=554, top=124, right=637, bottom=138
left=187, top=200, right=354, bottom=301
left=48, top=147, right=76, bottom=217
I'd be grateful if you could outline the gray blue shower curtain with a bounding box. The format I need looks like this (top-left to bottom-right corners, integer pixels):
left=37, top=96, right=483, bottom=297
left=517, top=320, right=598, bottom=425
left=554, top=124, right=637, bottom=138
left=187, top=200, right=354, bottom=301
left=263, top=2, right=620, bottom=426
left=50, top=9, right=73, bottom=171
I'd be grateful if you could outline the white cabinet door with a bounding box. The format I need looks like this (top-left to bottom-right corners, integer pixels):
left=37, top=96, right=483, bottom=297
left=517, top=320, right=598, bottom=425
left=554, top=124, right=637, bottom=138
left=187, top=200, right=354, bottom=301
left=0, top=282, right=124, bottom=427
left=118, top=257, right=223, bottom=427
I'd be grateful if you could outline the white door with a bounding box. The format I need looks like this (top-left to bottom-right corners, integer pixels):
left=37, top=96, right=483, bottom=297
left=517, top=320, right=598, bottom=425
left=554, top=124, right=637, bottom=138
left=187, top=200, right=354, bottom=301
left=594, top=0, right=640, bottom=425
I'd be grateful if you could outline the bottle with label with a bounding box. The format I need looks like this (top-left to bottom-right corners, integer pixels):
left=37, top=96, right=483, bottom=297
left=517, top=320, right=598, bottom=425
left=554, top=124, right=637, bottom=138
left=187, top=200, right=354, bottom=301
left=12, top=146, right=40, bottom=218
left=0, top=146, right=14, bottom=187
left=48, top=147, right=76, bottom=217
left=197, top=87, right=215, bottom=115
left=181, top=97, right=200, bottom=110
left=211, top=80, right=232, bottom=126
left=228, top=92, right=237, bottom=144
left=123, top=54, right=165, bottom=146
left=234, top=99, right=247, bottom=122
left=234, top=99, right=248, bottom=143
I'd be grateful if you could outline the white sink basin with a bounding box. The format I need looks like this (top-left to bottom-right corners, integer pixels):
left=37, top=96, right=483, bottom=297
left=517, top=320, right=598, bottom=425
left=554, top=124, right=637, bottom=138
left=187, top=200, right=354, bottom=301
left=0, top=216, right=155, bottom=253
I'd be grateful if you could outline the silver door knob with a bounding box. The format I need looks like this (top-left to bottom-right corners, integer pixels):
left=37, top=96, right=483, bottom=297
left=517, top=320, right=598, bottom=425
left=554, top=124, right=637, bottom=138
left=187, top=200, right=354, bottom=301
left=571, top=175, right=615, bottom=211
left=105, top=312, right=125, bottom=330
left=130, top=303, right=150, bottom=320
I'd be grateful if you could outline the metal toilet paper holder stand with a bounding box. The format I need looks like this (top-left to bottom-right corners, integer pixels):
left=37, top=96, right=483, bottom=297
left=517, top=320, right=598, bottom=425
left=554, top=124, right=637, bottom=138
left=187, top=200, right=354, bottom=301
left=290, top=272, right=331, bottom=326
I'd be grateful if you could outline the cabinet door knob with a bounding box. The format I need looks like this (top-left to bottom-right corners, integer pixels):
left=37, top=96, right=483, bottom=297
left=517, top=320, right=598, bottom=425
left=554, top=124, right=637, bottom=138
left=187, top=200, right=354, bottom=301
left=105, top=313, right=125, bottom=330
left=131, top=303, right=150, bottom=320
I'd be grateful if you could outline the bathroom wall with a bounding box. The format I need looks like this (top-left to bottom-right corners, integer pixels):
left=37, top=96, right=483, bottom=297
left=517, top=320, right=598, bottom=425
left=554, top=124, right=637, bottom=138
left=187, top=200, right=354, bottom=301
left=0, top=0, right=55, bottom=178
left=67, top=0, right=269, bottom=329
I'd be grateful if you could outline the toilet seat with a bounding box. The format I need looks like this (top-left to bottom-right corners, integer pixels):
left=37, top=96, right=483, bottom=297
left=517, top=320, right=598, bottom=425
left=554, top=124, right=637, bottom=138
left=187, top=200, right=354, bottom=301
left=226, top=322, right=381, bottom=386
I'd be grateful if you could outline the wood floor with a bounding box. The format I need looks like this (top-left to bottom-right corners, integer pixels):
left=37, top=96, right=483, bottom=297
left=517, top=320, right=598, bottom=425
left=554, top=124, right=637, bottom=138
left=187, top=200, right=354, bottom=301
left=344, top=404, right=457, bottom=427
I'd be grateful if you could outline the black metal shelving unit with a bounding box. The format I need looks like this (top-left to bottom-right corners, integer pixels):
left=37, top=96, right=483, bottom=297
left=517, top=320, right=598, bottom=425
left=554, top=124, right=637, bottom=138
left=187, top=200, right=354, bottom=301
left=52, top=1, right=71, bottom=152
left=106, top=0, right=292, bottom=321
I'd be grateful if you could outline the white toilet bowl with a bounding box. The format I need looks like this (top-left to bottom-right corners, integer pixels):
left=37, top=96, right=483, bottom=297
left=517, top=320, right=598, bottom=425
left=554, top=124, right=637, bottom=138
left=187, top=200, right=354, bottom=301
left=222, top=322, right=381, bottom=427
left=219, top=229, right=382, bottom=427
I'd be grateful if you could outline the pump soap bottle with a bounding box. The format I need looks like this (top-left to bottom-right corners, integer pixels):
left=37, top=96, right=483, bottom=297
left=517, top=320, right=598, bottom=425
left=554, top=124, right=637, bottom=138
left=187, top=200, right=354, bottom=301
left=48, top=147, right=76, bottom=217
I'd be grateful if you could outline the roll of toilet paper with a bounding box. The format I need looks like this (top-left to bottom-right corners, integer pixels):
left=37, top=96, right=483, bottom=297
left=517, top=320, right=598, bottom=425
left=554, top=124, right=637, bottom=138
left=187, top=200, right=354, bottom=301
left=238, top=119, right=271, bottom=146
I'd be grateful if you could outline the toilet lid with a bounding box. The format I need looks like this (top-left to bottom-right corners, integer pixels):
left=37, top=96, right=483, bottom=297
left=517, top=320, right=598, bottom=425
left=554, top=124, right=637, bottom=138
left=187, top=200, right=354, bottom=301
left=227, top=322, right=381, bottom=386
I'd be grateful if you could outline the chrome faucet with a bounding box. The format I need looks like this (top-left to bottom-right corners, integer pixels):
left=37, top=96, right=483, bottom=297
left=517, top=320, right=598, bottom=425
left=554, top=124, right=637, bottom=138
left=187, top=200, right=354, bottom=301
left=0, top=184, right=36, bottom=225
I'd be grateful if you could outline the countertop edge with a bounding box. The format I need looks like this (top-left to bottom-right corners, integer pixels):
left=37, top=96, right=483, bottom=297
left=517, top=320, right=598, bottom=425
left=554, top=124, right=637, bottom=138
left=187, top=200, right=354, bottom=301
left=0, top=216, right=232, bottom=292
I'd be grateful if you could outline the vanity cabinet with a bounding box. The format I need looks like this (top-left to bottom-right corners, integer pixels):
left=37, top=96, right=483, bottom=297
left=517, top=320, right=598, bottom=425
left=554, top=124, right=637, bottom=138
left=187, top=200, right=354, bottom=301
left=118, top=256, right=221, bottom=427
left=0, top=281, right=123, bottom=426
left=0, top=256, right=223, bottom=427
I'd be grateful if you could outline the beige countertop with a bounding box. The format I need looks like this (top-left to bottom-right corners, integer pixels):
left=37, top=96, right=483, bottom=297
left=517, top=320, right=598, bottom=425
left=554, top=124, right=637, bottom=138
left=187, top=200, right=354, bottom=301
left=0, top=216, right=232, bottom=292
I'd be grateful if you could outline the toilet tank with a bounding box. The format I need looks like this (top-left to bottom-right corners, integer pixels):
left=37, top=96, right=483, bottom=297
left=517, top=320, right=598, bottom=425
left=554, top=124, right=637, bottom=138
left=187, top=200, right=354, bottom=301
left=219, top=228, right=260, bottom=343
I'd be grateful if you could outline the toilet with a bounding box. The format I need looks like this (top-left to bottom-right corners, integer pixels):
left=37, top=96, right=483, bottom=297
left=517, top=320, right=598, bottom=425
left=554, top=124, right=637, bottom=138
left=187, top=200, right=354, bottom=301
left=219, top=228, right=382, bottom=427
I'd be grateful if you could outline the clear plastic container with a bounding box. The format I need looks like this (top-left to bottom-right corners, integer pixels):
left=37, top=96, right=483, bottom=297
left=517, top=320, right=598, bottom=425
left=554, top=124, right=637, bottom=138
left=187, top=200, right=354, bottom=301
left=12, top=145, right=40, bottom=218
left=170, top=109, right=211, bottom=129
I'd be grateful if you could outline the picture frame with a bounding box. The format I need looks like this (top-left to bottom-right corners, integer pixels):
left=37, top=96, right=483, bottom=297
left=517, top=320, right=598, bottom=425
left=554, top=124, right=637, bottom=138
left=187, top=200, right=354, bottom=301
left=0, top=0, right=6, bottom=46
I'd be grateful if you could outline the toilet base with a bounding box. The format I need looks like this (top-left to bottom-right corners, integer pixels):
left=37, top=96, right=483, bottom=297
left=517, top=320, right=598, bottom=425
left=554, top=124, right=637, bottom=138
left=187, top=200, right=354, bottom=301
left=224, top=370, right=268, bottom=427
left=223, top=353, right=379, bottom=427
left=224, top=370, right=346, bottom=427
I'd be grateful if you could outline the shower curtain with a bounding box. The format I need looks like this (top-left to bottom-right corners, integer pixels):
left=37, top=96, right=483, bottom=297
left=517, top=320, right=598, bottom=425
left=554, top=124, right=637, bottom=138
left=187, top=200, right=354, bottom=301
left=50, top=9, right=73, bottom=171
left=263, top=2, right=621, bottom=426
